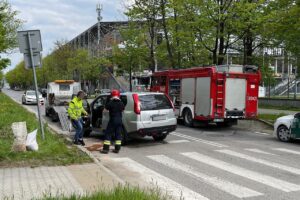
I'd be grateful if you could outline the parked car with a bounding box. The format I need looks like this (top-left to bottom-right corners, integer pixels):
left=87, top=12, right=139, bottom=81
left=274, top=113, right=300, bottom=142
left=22, top=90, right=44, bottom=105
left=83, top=92, right=177, bottom=144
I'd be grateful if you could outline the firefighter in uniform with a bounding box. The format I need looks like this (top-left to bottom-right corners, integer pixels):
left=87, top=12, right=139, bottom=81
left=101, top=89, right=125, bottom=154
left=68, top=90, right=88, bottom=146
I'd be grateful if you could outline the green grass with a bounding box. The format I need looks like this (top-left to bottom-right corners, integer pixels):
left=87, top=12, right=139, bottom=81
left=259, top=104, right=300, bottom=111
left=258, top=113, right=287, bottom=124
left=40, top=185, right=168, bottom=200
left=0, top=93, right=92, bottom=168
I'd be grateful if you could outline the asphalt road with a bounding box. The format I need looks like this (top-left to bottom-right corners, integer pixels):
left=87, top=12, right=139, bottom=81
left=4, top=88, right=300, bottom=200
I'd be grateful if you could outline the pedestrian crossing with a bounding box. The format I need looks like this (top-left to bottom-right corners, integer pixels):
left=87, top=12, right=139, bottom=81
left=171, top=132, right=228, bottom=148
left=113, top=147, right=300, bottom=200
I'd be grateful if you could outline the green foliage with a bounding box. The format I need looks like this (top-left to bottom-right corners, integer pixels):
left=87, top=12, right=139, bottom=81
left=0, top=93, right=92, bottom=167
left=5, top=41, right=112, bottom=90
left=124, top=0, right=299, bottom=68
left=258, top=113, right=286, bottom=124
left=112, top=23, right=148, bottom=74
left=0, top=0, right=22, bottom=70
left=41, top=185, right=167, bottom=200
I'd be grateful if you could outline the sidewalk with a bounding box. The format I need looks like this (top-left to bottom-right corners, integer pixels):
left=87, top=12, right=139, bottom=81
left=0, top=91, right=123, bottom=200
left=0, top=163, right=122, bottom=200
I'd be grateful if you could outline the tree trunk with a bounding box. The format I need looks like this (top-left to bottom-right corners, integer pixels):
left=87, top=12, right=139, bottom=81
left=218, top=21, right=225, bottom=65
left=160, top=0, right=174, bottom=68
left=173, top=6, right=181, bottom=67
left=148, top=17, right=156, bottom=72
left=243, top=30, right=254, bottom=65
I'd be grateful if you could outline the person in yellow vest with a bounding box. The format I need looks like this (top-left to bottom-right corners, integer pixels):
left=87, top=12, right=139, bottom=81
left=68, top=90, right=88, bottom=145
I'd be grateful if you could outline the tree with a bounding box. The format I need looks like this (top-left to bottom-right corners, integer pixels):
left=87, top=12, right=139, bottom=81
left=0, top=0, right=22, bottom=70
left=112, top=23, right=148, bottom=90
left=126, top=0, right=160, bottom=71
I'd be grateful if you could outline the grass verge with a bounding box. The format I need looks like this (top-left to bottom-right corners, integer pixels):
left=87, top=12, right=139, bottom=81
left=258, top=113, right=287, bottom=124
left=0, top=93, right=92, bottom=168
left=40, top=185, right=168, bottom=200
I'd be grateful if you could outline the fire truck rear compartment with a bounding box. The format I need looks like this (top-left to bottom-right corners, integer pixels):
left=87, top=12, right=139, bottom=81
left=225, top=78, right=246, bottom=118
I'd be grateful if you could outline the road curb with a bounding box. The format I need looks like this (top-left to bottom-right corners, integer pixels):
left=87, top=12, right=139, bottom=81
left=4, top=91, right=124, bottom=185
left=256, top=119, right=274, bottom=128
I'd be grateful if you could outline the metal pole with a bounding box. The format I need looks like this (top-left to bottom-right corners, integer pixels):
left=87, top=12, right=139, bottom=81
left=288, top=54, right=290, bottom=98
left=227, top=51, right=229, bottom=66
left=27, top=32, right=45, bottom=140
left=295, top=58, right=298, bottom=99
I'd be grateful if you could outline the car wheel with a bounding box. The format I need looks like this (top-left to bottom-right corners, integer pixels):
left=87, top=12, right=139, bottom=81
left=277, top=125, right=291, bottom=142
left=153, top=134, right=167, bottom=141
left=183, top=109, right=194, bottom=127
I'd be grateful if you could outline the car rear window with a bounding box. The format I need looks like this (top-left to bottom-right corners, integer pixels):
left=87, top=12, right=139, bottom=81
left=139, top=94, right=172, bottom=111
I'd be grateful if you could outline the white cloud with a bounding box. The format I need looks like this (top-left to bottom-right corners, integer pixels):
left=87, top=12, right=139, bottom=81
left=2, top=0, right=129, bottom=73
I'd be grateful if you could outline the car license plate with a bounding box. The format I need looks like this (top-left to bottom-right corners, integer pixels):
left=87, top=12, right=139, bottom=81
left=152, top=115, right=166, bottom=121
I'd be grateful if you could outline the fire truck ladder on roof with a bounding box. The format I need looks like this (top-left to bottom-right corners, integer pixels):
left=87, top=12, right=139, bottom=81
left=216, top=77, right=225, bottom=113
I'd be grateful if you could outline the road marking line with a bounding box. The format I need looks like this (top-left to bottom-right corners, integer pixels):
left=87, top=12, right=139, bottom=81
left=273, top=148, right=300, bottom=155
left=113, top=157, right=209, bottom=200
left=245, top=148, right=277, bottom=156
left=181, top=152, right=300, bottom=192
left=168, top=139, right=190, bottom=144
left=254, top=132, right=270, bottom=136
left=171, top=132, right=228, bottom=148
left=148, top=155, right=263, bottom=198
left=216, top=149, right=300, bottom=175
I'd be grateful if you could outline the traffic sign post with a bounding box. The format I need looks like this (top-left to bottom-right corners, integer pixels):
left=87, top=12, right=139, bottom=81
left=17, top=30, right=45, bottom=140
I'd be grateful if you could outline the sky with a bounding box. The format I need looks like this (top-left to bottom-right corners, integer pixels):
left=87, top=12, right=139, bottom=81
left=2, top=0, right=131, bottom=73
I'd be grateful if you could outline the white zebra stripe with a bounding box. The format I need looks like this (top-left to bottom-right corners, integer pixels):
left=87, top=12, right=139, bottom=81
left=168, top=139, right=190, bottom=144
left=217, top=149, right=300, bottom=175
left=171, top=132, right=228, bottom=148
left=181, top=152, right=300, bottom=192
left=245, top=148, right=277, bottom=156
left=113, top=157, right=209, bottom=200
left=148, top=155, right=263, bottom=198
left=273, top=148, right=300, bottom=155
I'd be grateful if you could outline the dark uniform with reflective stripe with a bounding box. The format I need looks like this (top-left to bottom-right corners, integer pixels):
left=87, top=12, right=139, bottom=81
left=102, top=97, right=125, bottom=153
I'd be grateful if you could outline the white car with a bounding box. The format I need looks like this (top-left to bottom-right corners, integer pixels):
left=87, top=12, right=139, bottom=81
left=274, top=113, right=300, bottom=142
left=22, top=90, right=44, bottom=105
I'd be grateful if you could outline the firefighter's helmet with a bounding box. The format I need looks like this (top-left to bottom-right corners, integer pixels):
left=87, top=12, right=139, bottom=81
left=111, top=89, right=120, bottom=98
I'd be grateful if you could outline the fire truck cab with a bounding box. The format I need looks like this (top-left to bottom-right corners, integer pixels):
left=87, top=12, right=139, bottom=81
left=151, top=65, right=261, bottom=127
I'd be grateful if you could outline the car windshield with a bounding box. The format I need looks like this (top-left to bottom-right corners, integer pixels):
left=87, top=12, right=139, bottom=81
left=27, top=91, right=41, bottom=96
left=139, top=94, right=172, bottom=111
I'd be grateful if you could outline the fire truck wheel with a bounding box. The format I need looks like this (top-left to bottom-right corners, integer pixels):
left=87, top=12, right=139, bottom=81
left=183, top=109, right=194, bottom=127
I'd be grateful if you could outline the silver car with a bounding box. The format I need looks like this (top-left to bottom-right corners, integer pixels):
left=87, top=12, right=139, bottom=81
left=22, top=90, right=44, bottom=105
left=88, top=92, right=177, bottom=143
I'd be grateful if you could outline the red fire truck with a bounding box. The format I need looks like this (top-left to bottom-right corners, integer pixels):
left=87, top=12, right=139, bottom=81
left=151, top=65, right=261, bottom=127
